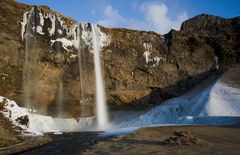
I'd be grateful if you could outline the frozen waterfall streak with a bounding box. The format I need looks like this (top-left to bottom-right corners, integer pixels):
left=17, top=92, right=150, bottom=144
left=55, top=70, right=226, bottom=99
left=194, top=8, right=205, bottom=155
left=55, top=19, right=64, bottom=117
left=92, top=24, right=109, bottom=129
left=78, top=24, right=84, bottom=103
left=23, top=9, right=34, bottom=113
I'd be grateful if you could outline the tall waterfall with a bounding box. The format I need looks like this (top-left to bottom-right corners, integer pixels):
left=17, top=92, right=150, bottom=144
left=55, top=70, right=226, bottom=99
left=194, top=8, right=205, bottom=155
left=91, top=24, right=109, bottom=129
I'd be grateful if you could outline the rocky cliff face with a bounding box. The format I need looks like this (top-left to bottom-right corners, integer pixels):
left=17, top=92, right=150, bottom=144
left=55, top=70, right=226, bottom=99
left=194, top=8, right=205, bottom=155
left=0, top=0, right=239, bottom=118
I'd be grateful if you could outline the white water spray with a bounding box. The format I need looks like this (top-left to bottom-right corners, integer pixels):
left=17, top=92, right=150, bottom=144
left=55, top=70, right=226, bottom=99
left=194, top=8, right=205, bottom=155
left=91, top=24, right=109, bottom=129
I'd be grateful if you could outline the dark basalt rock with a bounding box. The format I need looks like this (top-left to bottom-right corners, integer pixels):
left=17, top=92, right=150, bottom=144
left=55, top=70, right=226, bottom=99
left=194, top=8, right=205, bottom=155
left=162, top=131, right=205, bottom=146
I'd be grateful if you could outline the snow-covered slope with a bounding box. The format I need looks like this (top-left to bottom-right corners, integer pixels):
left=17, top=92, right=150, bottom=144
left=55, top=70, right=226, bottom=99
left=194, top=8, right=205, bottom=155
left=200, top=82, right=240, bottom=116
left=116, top=76, right=240, bottom=128
left=0, top=96, right=94, bottom=135
left=0, top=96, right=42, bottom=135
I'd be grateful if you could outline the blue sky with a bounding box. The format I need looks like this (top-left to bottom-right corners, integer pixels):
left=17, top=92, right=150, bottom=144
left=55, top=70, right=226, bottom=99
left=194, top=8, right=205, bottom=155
left=16, top=0, right=240, bottom=34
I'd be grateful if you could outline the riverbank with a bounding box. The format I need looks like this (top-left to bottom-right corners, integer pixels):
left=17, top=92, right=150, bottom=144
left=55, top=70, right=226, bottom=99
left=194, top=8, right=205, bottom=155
left=19, top=132, right=100, bottom=155
left=0, top=113, right=51, bottom=155
left=0, top=136, right=51, bottom=155
left=84, top=125, right=240, bottom=155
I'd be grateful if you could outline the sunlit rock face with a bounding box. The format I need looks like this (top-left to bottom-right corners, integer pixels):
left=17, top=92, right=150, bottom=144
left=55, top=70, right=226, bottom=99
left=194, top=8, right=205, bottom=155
left=19, top=6, right=110, bottom=118
left=0, top=0, right=239, bottom=118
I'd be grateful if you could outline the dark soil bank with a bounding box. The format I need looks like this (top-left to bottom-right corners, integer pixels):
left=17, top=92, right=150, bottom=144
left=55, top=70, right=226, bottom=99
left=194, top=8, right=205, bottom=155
left=19, top=132, right=99, bottom=155
left=84, top=126, right=240, bottom=155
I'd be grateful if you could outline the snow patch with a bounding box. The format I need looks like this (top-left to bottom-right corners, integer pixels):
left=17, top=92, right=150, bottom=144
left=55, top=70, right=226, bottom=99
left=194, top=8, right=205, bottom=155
left=39, top=12, right=44, bottom=26
left=58, top=29, right=63, bottom=35
left=68, top=23, right=79, bottom=49
left=0, top=96, right=42, bottom=135
left=48, top=14, right=56, bottom=36
left=36, top=26, right=44, bottom=35
left=143, top=42, right=152, bottom=64
left=51, top=38, right=73, bottom=51
left=0, top=96, right=95, bottom=135
left=70, top=53, right=78, bottom=59
left=143, top=51, right=151, bottom=64
left=200, top=82, right=240, bottom=116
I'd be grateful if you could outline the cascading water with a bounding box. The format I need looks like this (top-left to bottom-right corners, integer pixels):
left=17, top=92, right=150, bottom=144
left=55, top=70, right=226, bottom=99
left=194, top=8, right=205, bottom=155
left=78, top=24, right=86, bottom=116
left=91, top=24, right=109, bottom=129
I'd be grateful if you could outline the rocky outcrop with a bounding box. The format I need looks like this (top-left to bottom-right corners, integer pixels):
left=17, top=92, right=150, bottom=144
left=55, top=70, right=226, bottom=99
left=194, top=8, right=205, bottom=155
left=180, top=14, right=240, bottom=65
left=0, top=0, right=239, bottom=117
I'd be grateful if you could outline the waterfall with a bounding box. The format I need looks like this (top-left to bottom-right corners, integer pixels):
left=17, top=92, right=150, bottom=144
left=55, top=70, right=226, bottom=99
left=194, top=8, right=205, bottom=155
left=21, top=7, right=110, bottom=128
left=91, top=24, right=109, bottom=129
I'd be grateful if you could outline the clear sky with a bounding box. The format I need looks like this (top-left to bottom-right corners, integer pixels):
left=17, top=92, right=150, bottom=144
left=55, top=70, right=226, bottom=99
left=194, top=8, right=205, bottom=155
left=16, top=0, right=240, bottom=34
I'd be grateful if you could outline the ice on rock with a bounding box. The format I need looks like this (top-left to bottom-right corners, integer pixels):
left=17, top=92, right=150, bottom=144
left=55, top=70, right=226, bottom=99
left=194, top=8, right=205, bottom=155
left=143, top=42, right=152, bottom=64
left=67, top=23, right=79, bottom=49
left=58, top=29, right=63, bottom=35
left=80, top=23, right=111, bottom=51
left=36, top=26, right=44, bottom=35
left=51, top=38, right=73, bottom=51
left=21, top=8, right=111, bottom=54
left=39, top=12, right=44, bottom=26
left=0, top=96, right=95, bottom=134
left=48, top=14, right=56, bottom=36
left=0, top=96, right=42, bottom=135
left=143, top=51, right=151, bottom=64
left=117, top=78, right=240, bottom=128
left=21, top=11, right=28, bottom=40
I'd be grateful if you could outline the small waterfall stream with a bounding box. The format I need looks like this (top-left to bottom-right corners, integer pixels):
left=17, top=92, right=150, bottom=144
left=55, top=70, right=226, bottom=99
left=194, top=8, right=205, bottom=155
left=23, top=8, right=38, bottom=113
left=22, top=10, right=31, bottom=112
left=78, top=24, right=86, bottom=116
left=55, top=17, right=64, bottom=117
